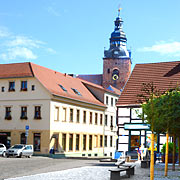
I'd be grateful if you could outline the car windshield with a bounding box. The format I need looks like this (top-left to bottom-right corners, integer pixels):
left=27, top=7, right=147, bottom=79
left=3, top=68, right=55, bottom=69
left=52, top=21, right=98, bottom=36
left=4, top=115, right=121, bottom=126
left=12, top=145, right=24, bottom=149
left=0, top=145, right=4, bottom=148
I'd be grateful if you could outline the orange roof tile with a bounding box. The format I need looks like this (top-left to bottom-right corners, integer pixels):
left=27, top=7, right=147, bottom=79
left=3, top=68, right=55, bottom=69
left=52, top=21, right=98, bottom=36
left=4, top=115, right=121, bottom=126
left=30, top=63, right=105, bottom=107
left=117, top=61, right=180, bottom=106
left=0, top=62, right=33, bottom=78
left=0, top=62, right=105, bottom=107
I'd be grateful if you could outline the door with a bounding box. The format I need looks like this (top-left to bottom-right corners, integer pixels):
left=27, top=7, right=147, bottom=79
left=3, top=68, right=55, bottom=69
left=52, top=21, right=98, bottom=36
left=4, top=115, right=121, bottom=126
left=130, top=135, right=140, bottom=151
left=23, top=145, right=33, bottom=156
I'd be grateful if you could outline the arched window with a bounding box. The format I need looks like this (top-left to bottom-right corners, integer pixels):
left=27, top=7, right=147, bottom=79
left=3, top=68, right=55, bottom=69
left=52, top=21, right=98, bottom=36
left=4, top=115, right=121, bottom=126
left=112, top=69, right=119, bottom=81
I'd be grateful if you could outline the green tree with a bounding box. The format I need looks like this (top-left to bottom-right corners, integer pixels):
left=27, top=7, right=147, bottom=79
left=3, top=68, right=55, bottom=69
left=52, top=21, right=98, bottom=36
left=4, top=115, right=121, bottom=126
left=141, top=87, right=180, bottom=173
left=137, top=82, right=160, bottom=180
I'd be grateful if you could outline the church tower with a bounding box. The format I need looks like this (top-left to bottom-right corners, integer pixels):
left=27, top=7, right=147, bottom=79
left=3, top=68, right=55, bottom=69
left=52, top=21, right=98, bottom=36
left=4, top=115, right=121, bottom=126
left=102, top=9, right=131, bottom=90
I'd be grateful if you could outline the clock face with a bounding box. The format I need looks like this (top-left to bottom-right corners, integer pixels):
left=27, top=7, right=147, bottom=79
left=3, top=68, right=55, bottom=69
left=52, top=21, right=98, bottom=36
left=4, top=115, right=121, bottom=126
left=112, top=74, right=119, bottom=80
left=112, top=69, right=119, bottom=81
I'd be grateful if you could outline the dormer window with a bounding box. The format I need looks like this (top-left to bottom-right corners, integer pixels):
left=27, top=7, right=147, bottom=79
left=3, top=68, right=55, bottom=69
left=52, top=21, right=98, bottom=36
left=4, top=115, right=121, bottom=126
left=59, top=84, right=67, bottom=92
left=71, top=88, right=81, bottom=96
left=21, top=81, right=27, bottom=91
left=9, top=82, right=15, bottom=92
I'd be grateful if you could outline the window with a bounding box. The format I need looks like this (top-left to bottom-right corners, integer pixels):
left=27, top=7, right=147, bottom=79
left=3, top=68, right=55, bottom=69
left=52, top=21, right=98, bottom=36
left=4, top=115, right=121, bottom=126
left=100, top=114, right=103, bottom=125
left=89, top=112, right=92, bottom=124
left=76, top=110, right=80, bottom=123
left=95, top=135, right=98, bottom=148
left=83, top=111, right=86, bottom=123
left=106, top=96, right=108, bottom=105
left=32, top=85, right=35, bottom=91
left=9, top=82, right=15, bottom=91
left=111, top=97, right=113, bottom=106
left=62, top=108, right=66, bottom=122
left=62, top=134, right=66, bottom=151
left=34, top=133, right=41, bottom=151
left=1, top=87, right=4, bottom=92
left=107, top=68, right=110, bottom=74
left=54, top=107, right=59, bottom=121
left=20, top=133, right=26, bottom=144
left=89, top=135, right=92, bottom=150
left=59, top=84, right=67, bottom=92
left=83, top=135, right=86, bottom=150
left=69, top=134, right=73, bottom=151
left=95, top=113, right=98, bottom=125
left=70, top=109, right=73, bottom=122
left=5, top=107, right=12, bottom=120
left=110, top=116, right=113, bottom=127
left=21, top=81, right=27, bottom=91
left=105, top=115, right=108, bottom=126
left=104, top=136, right=107, bottom=147
left=115, top=99, right=118, bottom=104
left=110, top=136, right=113, bottom=147
left=76, top=134, right=80, bottom=151
left=34, top=106, right=41, bottom=119
left=20, top=107, right=27, bottom=120
left=71, top=88, right=81, bottom=96
left=100, top=135, right=103, bottom=147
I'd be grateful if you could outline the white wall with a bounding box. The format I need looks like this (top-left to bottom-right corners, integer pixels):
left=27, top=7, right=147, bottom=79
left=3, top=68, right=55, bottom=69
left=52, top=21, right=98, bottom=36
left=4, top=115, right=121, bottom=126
left=0, top=77, right=51, bottom=130
left=50, top=100, right=104, bottom=134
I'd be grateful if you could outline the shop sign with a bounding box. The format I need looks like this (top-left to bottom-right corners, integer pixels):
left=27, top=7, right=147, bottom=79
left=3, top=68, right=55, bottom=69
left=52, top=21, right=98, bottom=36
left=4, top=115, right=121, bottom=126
left=124, top=123, right=150, bottom=130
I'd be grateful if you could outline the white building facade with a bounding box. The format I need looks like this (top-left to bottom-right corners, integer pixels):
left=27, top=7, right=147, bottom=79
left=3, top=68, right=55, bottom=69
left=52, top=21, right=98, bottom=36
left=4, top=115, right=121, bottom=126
left=0, top=62, right=119, bottom=157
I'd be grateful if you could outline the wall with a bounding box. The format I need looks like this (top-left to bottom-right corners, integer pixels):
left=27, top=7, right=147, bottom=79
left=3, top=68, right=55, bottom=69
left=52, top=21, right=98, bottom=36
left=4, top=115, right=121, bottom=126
left=103, top=58, right=131, bottom=90
left=49, top=98, right=105, bottom=156
left=0, top=77, right=52, bottom=153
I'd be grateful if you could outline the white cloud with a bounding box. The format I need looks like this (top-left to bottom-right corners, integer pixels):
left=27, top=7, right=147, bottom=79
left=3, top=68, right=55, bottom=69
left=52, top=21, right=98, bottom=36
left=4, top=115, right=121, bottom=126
left=0, top=26, right=10, bottom=38
left=138, top=41, right=180, bottom=56
left=0, top=26, right=56, bottom=61
left=47, top=6, right=60, bottom=17
left=6, top=36, right=45, bottom=48
left=0, top=47, right=37, bottom=60
left=46, top=47, right=56, bottom=54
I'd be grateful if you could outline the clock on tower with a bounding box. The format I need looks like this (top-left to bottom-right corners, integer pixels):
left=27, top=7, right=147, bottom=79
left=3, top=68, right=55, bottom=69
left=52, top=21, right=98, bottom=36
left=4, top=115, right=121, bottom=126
left=102, top=9, right=131, bottom=90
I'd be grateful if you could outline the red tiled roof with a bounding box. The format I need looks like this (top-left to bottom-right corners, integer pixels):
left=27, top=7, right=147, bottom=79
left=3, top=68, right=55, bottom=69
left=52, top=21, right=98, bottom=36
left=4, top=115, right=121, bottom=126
left=0, top=62, right=33, bottom=78
left=0, top=62, right=105, bottom=107
left=117, top=61, right=180, bottom=106
left=30, top=63, right=105, bottom=107
left=78, top=77, right=120, bottom=96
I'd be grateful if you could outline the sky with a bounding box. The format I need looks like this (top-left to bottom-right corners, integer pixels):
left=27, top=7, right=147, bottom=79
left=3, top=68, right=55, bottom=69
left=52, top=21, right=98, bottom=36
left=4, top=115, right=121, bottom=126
left=0, top=0, right=180, bottom=74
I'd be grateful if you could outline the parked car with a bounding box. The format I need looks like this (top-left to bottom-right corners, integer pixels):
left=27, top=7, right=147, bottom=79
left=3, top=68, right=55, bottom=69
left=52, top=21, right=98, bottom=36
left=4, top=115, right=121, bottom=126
left=6, top=144, right=33, bottom=158
left=0, top=144, right=6, bottom=157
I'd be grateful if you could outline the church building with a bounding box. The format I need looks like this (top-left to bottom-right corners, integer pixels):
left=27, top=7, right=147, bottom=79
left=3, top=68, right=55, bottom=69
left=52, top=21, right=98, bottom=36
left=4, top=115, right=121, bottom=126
left=78, top=9, right=131, bottom=91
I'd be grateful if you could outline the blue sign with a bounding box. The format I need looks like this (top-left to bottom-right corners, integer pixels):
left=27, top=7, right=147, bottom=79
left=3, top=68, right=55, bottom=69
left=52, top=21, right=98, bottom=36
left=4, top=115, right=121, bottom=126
left=25, top=125, right=29, bottom=130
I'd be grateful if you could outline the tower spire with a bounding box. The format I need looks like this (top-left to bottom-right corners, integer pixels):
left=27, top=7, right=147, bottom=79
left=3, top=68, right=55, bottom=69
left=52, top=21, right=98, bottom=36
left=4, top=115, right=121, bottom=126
left=104, top=8, right=129, bottom=59
left=102, top=9, right=132, bottom=90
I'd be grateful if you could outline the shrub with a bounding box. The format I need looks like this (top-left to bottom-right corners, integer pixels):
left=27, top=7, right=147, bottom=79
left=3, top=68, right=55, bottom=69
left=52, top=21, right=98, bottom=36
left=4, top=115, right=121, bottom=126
left=161, top=142, right=178, bottom=154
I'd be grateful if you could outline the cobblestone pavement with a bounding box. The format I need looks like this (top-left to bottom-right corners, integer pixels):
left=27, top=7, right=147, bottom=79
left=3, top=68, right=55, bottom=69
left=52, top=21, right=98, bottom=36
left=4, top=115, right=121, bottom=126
left=0, top=156, right=99, bottom=180
left=1, top=157, right=180, bottom=180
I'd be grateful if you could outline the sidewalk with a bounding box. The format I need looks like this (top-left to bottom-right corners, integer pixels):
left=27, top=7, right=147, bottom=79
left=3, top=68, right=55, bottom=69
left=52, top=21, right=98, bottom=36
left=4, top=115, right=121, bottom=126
left=5, top=161, right=180, bottom=180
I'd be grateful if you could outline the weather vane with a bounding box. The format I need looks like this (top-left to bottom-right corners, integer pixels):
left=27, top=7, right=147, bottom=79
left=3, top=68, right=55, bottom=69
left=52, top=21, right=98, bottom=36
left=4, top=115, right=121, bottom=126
left=118, top=4, right=122, bottom=17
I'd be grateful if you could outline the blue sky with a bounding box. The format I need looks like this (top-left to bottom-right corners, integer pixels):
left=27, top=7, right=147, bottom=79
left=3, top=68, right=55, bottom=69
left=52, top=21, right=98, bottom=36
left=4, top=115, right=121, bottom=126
left=0, top=0, right=180, bottom=74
